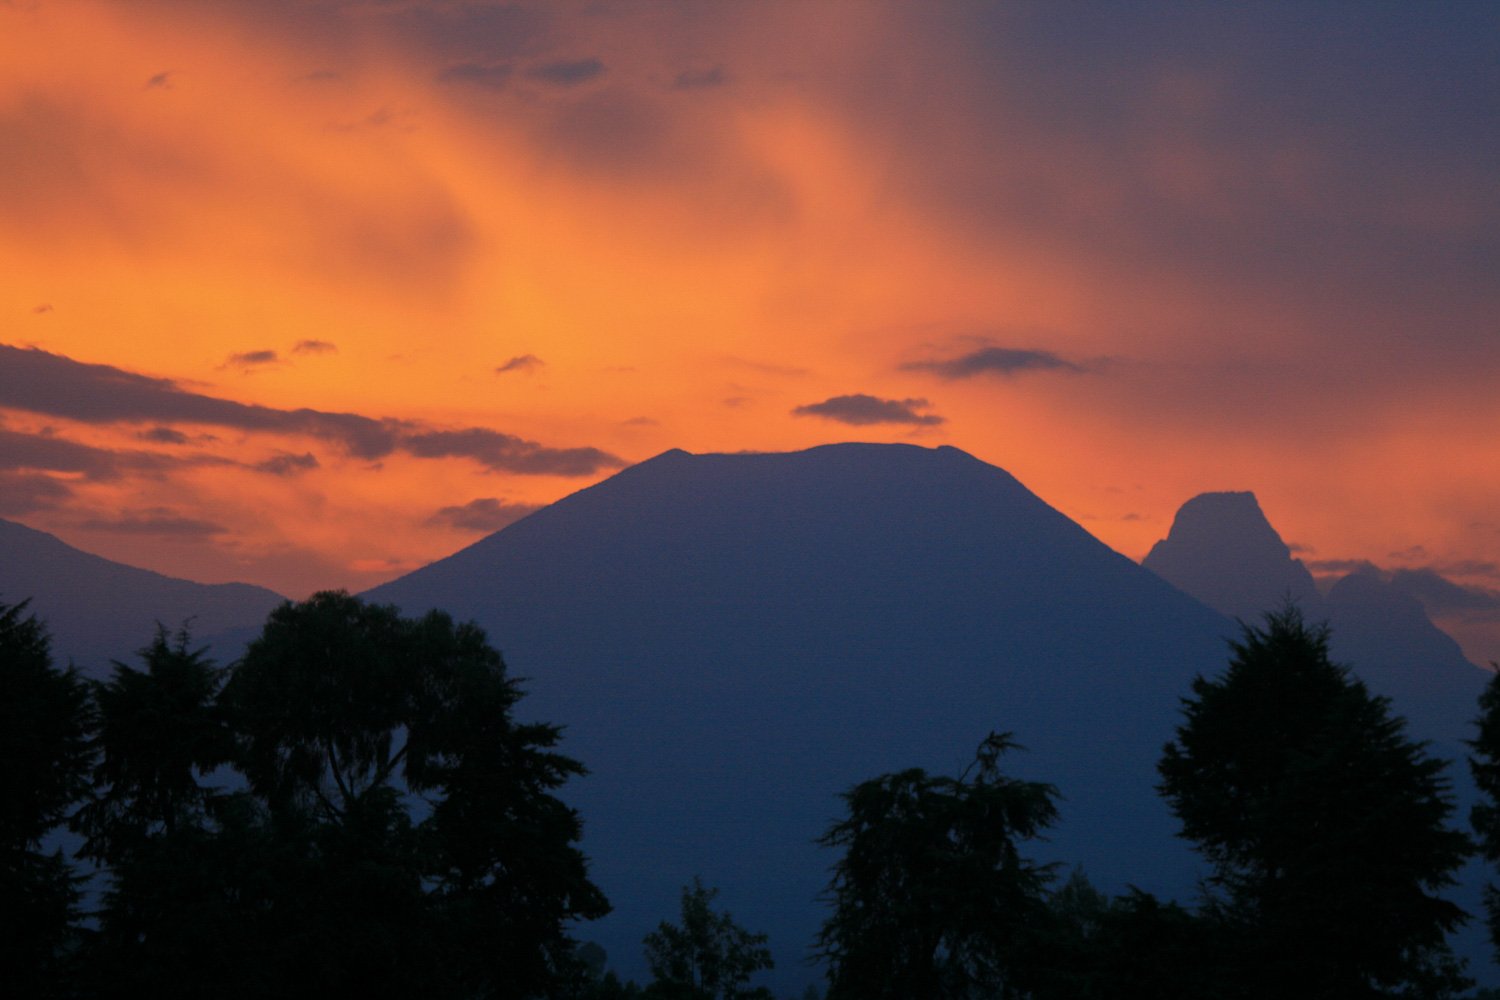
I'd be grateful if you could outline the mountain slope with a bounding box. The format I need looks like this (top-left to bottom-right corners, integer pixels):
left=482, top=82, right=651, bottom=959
left=0, top=517, right=285, bottom=675
left=1142, top=491, right=1323, bottom=622
left=367, top=443, right=1236, bottom=990
left=1142, top=491, right=1486, bottom=741
left=1143, top=489, right=1493, bottom=982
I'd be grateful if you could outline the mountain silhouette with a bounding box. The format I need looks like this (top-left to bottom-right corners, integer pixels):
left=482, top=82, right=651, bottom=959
left=1144, top=489, right=1493, bottom=982
left=0, top=516, right=285, bottom=676
left=367, top=443, right=1236, bottom=990
left=1143, top=490, right=1485, bottom=742
left=1142, top=491, right=1322, bottom=621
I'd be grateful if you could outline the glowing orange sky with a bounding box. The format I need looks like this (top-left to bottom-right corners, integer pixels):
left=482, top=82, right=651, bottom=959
left=3, top=1, right=1498, bottom=661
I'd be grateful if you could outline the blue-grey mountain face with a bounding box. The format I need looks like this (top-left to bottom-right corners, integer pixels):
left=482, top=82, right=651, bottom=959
left=0, top=517, right=285, bottom=676
left=367, top=443, right=1235, bottom=991
left=1142, top=491, right=1486, bottom=742
left=1142, top=491, right=1323, bottom=623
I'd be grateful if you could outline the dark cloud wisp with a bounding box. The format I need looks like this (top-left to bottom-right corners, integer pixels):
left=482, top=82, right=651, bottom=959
left=672, top=66, right=727, bottom=90
left=426, top=497, right=543, bottom=533
left=0, top=345, right=614, bottom=475
left=403, top=428, right=623, bottom=476
left=76, top=508, right=226, bottom=538
left=526, top=57, right=604, bottom=87
left=438, top=63, right=514, bottom=90
left=495, top=354, right=544, bottom=374
left=0, top=472, right=73, bottom=516
left=223, top=350, right=280, bottom=369
left=292, top=339, right=338, bottom=355
left=791, top=394, right=945, bottom=426
left=902, top=346, right=1086, bottom=380
left=254, top=452, right=320, bottom=477
left=138, top=426, right=189, bottom=445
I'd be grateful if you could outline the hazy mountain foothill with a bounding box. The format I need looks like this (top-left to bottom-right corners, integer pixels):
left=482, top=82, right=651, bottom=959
left=0, top=517, right=285, bottom=676
left=4, top=443, right=1499, bottom=997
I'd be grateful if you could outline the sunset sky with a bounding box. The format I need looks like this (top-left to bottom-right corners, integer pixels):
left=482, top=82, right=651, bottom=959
left=3, top=1, right=1498, bottom=660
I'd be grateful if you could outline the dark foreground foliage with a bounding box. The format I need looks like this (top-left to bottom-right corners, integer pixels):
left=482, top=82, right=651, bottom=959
left=4, top=596, right=1489, bottom=998
left=1159, top=606, right=1471, bottom=998
left=3, top=592, right=605, bottom=999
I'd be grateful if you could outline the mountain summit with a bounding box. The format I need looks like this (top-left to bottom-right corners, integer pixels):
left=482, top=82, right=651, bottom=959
left=1143, top=491, right=1322, bottom=621
left=368, top=443, right=1233, bottom=990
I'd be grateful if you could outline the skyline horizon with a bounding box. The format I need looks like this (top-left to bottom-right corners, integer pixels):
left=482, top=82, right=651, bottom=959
left=3, top=434, right=1494, bottom=668
left=4, top=2, right=1496, bottom=665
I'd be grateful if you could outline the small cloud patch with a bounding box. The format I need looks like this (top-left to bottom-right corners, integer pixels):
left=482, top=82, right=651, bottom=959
left=527, top=58, right=605, bottom=87
left=495, top=354, right=544, bottom=374
left=902, top=346, right=1085, bottom=380
left=402, top=428, right=623, bottom=475
left=138, top=426, right=189, bottom=445
left=0, top=472, right=72, bottom=516
left=77, top=508, right=226, bottom=537
left=672, top=66, right=727, bottom=90
left=292, top=339, right=337, bottom=355
left=222, top=349, right=280, bottom=370
left=438, top=63, right=514, bottom=90
left=427, top=497, right=542, bottom=533
left=254, top=452, right=319, bottom=477
left=792, top=394, right=944, bottom=426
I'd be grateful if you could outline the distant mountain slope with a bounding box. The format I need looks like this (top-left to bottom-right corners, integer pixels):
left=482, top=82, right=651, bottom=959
left=1142, top=490, right=1486, bottom=740
left=1143, top=489, right=1494, bottom=983
left=367, top=443, right=1236, bottom=992
left=0, top=517, right=285, bottom=675
left=1142, top=491, right=1323, bottom=621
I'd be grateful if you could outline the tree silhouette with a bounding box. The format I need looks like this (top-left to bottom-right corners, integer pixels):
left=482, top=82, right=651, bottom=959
left=643, top=877, right=773, bottom=1000
left=222, top=590, right=609, bottom=996
left=73, top=626, right=274, bottom=998
left=76, top=625, right=232, bottom=863
left=58, top=591, right=607, bottom=997
left=1468, top=659, right=1500, bottom=963
left=0, top=598, right=91, bottom=998
left=1159, top=606, right=1470, bottom=996
left=815, top=732, right=1058, bottom=1000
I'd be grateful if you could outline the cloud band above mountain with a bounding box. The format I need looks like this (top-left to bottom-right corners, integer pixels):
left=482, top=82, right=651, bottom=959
left=0, top=344, right=622, bottom=475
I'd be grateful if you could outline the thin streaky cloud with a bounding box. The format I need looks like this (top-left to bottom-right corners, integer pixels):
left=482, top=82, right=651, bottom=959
left=495, top=354, right=544, bottom=374
left=223, top=349, right=280, bottom=369
left=672, top=66, right=727, bottom=90
left=426, top=497, right=542, bottom=533
left=403, top=428, right=622, bottom=476
left=137, top=426, right=188, bottom=445
left=901, top=346, right=1086, bottom=380
left=0, top=344, right=615, bottom=474
left=0, top=472, right=72, bottom=516
left=76, top=508, right=226, bottom=538
left=791, top=394, right=944, bottom=426
left=526, top=57, right=604, bottom=87
left=438, top=63, right=513, bottom=89
left=254, top=452, right=320, bottom=477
